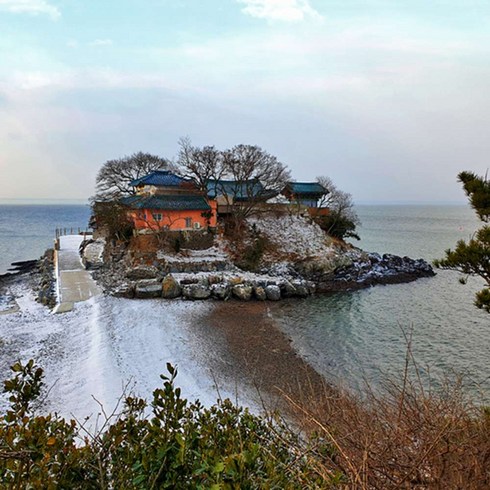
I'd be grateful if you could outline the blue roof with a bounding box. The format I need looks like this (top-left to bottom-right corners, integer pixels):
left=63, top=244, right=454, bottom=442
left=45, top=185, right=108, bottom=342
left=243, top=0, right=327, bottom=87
left=130, top=170, right=191, bottom=188
left=286, top=182, right=328, bottom=196
left=121, top=195, right=211, bottom=211
left=206, top=179, right=266, bottom=201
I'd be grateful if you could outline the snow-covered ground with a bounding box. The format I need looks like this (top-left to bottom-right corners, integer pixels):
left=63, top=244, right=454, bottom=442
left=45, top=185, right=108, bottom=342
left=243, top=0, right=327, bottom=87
left=248, top=215, right=334, bottom=258
left=157, top=246, right=230, bottom=263
left=0, top=280, right=248, bottom=424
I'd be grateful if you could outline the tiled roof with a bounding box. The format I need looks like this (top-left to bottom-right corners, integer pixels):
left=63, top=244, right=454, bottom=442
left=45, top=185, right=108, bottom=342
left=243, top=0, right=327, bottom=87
left=130, top=170, right=191, bottom=187
left=121, top=195, right=211, bottom=211
left=286, top=182, right=328, bottom=196
left=206, top=179, right=266, bottom=201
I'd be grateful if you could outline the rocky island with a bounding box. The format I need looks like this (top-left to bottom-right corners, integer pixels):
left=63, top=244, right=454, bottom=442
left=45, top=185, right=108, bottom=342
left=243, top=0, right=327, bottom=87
left=82, top=213, right=434, bottom=303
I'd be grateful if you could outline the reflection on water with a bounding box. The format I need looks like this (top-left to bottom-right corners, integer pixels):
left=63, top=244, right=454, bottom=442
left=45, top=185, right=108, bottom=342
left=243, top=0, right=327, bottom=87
left=274, top=205, right=489, bottom=401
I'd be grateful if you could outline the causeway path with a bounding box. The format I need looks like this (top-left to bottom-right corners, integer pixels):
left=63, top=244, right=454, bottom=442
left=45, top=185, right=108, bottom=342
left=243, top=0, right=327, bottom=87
left=55, top=235, right=100, bottom=313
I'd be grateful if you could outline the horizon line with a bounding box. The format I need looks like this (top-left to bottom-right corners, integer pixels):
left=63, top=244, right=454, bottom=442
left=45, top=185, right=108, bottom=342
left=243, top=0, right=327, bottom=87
left=0, top=198, right=469, bottom=206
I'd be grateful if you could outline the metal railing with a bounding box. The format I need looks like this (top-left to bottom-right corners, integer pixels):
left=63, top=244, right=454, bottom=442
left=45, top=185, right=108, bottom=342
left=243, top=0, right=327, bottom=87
left=55, top=227, right=92, bottom=238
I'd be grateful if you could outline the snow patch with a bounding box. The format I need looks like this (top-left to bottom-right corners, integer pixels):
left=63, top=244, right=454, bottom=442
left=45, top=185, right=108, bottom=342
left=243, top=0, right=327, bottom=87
left=0, top=281, right=251, bottom=424
left=157, top=246, right=230, bottom=264
left=248, top=214, right=334, bottom=258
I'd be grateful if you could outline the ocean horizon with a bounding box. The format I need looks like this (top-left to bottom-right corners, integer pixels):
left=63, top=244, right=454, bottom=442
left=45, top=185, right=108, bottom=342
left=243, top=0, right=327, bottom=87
left=0, top=198, right=469, bottom=206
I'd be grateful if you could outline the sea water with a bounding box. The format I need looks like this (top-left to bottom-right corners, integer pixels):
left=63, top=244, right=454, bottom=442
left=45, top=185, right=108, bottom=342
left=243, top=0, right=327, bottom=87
left=275, top=205, right=489, bottom=400
left=0, top=204, right=91, bottom=275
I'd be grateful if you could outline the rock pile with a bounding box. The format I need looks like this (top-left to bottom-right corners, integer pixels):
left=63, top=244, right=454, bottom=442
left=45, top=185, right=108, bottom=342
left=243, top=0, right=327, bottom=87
left=108, top=270, right=315, bottom=302
left=302, top=252, right=435, bottom=292
left=35, top=249, right=57, bottom=308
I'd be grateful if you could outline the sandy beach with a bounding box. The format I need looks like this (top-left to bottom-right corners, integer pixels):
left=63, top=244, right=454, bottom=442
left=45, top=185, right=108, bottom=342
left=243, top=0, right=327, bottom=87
left=200, top=300, right=329, bottom=416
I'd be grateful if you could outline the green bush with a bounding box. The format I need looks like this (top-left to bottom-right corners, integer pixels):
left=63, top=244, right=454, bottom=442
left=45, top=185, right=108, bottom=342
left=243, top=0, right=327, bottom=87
left=314, top=214, right=360, bottom=241
left=0, top=360, right=338, bottom=489
left=236, top=236, right=267, bottom=271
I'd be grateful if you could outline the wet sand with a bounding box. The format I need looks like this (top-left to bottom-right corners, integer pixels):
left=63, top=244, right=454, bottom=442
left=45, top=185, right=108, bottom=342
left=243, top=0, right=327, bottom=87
left=204, top=301, right=329, bottom=416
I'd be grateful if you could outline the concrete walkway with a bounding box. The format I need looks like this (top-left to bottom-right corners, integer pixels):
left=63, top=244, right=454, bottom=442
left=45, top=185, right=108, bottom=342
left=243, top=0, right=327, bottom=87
left=54, top=235, right=100, bottom=313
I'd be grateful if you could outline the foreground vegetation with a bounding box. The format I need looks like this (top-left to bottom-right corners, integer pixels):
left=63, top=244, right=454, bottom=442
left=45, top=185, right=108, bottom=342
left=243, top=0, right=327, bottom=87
left=435, top=171, right=490, bottom=312
left=1, top=359, right=489, bottom=489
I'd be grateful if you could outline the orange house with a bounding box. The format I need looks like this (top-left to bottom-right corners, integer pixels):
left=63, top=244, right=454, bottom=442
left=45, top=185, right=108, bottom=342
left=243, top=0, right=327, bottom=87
left=121, top=171, right=217, bottom=231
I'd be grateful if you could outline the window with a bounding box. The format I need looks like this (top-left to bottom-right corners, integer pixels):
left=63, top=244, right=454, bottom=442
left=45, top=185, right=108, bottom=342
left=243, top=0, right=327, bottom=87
left=185, top=217, right=192, bottom=228
left=152, top=213, right=162, bottom=221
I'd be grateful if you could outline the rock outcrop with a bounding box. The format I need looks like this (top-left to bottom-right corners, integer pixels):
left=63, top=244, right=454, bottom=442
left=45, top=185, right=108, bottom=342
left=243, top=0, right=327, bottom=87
left=88, top=223, right=435, bottom=302
left=299, top=251, right=435, bottom=292
left=81, top=239, right=105, bottom=269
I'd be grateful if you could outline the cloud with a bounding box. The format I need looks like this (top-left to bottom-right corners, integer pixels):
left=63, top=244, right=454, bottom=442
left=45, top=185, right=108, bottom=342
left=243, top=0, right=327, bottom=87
left=89, top=39, right=113, bottom=47
left=237, top=0, right=321, bottom=22
left=0, top=0, right=61, bottom=20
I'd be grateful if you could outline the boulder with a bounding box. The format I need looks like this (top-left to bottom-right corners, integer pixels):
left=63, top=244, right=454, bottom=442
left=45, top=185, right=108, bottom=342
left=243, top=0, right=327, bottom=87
left=182, top=284, right=211, bottom=300
left=211, top=283, right=231, bottom=300
left=161, top=274, right=181, bottom=299
left=280, top=280, right=297, bottom=298
left=180, top=277, right=200, bottom=285
left=82, top=239, right=105, bottom=269
left=127, top=265, right=159, bottom=280
left=208, top=275, right=223, bottom=285
left=291, top=281, right=310, bottom=298
left=112, top=283, right=135, bottom=299
left=305, top=281, right=316, bottom=294
left=135, top=279, right=162, bottom=299
left=265, top=285, right=281, bottom=301
left=232, top=284, right=253, bottom=301
left=253, top=285, right=267, bottom=301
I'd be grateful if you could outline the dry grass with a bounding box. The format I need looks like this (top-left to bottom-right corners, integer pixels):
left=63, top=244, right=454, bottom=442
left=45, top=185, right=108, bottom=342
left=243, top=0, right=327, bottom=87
left=285, top=339, right=490, bottom=489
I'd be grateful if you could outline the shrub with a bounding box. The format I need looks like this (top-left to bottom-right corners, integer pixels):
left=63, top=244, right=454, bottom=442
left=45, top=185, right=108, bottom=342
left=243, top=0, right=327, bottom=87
left=0, top=360, right=337, bottom=489
left=91, top=201, right=134, bottom=242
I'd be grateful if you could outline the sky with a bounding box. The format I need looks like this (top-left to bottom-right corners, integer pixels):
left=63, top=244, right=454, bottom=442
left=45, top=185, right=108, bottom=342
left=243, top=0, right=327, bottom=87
left=1, top=0, right=490, bottom=203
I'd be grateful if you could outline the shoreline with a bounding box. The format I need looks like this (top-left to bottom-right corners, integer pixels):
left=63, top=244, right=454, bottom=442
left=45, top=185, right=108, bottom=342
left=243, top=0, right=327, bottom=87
left=201, top=300, right=330, bottom=417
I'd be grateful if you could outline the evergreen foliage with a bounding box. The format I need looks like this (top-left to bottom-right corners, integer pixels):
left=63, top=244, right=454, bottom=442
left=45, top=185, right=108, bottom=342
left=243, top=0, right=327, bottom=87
left=434, top=171, right=490, bottom=312
left=0, top=360, right=337, bottom=489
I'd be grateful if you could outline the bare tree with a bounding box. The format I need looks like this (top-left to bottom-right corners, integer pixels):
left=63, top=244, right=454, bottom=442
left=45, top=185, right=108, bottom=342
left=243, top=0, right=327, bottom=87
left=177, top=137, right=224, bottom=192
left=221, top=145, right=291, bottom=223
left=91, top=201, right=134, bottom=241
left=316, top=176, right=360, bottom=240
left=94, top=152, right=174, bottom=201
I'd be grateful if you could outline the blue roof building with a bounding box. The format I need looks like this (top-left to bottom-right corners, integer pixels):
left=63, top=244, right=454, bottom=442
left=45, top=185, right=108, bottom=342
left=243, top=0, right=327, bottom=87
left=282, top=182, right=328, bottom=208
left=206, top=179, right=267, bottom=202
left=121, top=194, right=211, bottom=211
left=130, top=170, right=194, bottom=189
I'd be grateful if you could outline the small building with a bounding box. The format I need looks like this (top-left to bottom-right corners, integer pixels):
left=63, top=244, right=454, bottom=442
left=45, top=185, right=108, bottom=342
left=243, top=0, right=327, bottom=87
left=121, top=170, right=217, bottom=231
left=207, top=179, right=277, bottom=215
left=131, top=170, right=197, bottom=196
left=282, top=182, right=328, bottom=208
